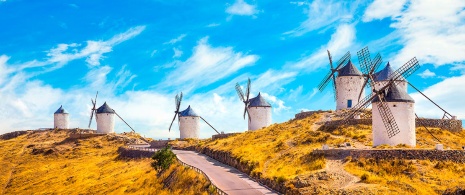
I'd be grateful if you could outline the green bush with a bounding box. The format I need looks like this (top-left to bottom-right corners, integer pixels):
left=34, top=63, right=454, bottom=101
left=151, top=146, right=176, bottom=171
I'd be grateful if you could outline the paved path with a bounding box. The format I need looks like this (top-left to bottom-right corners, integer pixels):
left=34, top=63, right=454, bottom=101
left=173, top=150, right=278, bottom=195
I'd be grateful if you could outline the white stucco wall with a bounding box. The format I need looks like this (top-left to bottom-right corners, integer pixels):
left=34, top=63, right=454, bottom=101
left=96, top=113, right=115, bottom=134
left=248, top=107, right=272, bottom=131
left=179, top=116, right=200, bottom=139
left=374, top=81, right=407, bottom=92
left=372, top=102, right=415, bottom=147
left=336, top=76, right=365, bottom=110
left=54, top=113, right=69, bottom=129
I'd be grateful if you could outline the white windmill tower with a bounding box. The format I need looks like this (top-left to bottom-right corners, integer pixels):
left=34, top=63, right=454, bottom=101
left=168, top=92, right=220, bottom=139
left=88, top=92, right=136, bottom=134
left=95, top=102, right=116, bottom=134
left=236, top=78, right=272, bottom=131
left=317, top=51, right=365, bottom=110
left=54, top=105, right=69, bottom=129
left=343, top=52, right=420, bottom=147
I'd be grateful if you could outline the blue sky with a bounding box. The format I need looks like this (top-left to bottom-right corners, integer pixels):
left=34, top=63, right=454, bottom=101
left=0, top=0, right=464, bottom=139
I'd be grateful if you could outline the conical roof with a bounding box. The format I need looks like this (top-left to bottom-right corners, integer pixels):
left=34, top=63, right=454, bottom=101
left=338, top=60, right=362, bottom=77
left=179, top=105, right=199, bottom=117
left=373, top=84, right=414, bottom=103
left=248, top=92, right=271, bottom=107
left=96, top=102, right=115, bottom=114
left=54, top=105, right=68, bottom=114
left=374, top=62, right=405, bottom=81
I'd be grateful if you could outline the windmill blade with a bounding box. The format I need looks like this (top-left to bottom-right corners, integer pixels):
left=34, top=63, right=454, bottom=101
left=357, top=46, right=372, bottom=75
left=88, top=110, right=95, bottom=129
left=168, top=113, right=177, bottom=132
left=200, top=116, right=220, bottom=134
left=175, top=94, right=179, bottom=110
left=243, top=106, right=248, bottom=119
left=178, top=92, right=183, bottom=110
left=358, top=77, right=369, bottom=101
left=317, top=69, right=336, bottom=91
left=376, top=96, right=401, bottom=138
left=342, top=92, right=378, bottom=121
left=246, top=78, right=251, bottom=102
left=113, top=110, right=136, bottom=133
left=390, top=57, right=420, bottom=81
left=370, top=53, right=383, bottom=75
left=335, top=51, right=351, bottom=70
left=94, top=91, right=99, bottom=105
left=235, top=83, right=245, bottom=102
left=407, top=82, right=453, bottom=118
left=332, top=73, right=337, bottom=101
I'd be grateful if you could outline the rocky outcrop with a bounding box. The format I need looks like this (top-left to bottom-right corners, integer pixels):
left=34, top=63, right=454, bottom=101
left=0, top=130, right=29, bottom=140
left=117, top=147, right=155, bottom=159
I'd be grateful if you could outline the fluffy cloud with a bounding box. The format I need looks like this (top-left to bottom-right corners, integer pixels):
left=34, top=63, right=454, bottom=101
left=364, top=0, right=465, bottom=67
left=47, top=26, right=146, bottom=67
left=418, top=69, right=436, bottom=78
left=161, top=37, right=259, bottom=92
left=285, top=0, right=359, bottom=36
left=289, top=24, right=356, bottom=71
left=226, top=0, right=258, bottom=16
left=363, top=0, right=407, bottom=22
left=164, top=34, right=187, bottom=45
left=410, top=75, right=465, bottom=119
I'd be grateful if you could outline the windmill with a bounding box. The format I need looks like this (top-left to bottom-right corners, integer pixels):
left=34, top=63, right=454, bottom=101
left=54, top=105, right=69, bottom=129
left=88, top=91, right=136, bottom=134
left=236, top=78, right=272, bottom=131
left=94, top=101, right=136, bottom=134
left=317, top=51, right=365, bottom=110
left=168, top=92, right=220, bottom=139
left=341, top=49, right=420, bottom=146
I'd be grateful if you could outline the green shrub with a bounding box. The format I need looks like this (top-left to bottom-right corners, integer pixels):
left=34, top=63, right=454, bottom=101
left=151, top=146, right=176, bottom=171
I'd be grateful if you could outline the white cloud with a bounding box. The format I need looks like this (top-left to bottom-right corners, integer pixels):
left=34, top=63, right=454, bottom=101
left=289, top=24, right=356, bottom=71
left=410, top=75, right=465, bottom=119
left=172, top=48, right=183, bottom=58
left=284, top=0, right=359, bottom=36
left=206, top=23, right=221, bottom=27
left=46, top=25, right=146, bottom=67
left=164, top=34, right=187, bottom=45
left=226, top=0, right=258, bottom=16
left=260, top=92, right=290, bottom=113
left=418, top=69, right=436, bottom=78
left=160, top=37, right=259, bottom=92
left=364, top=0, right=465, bottom=67
left=150, top=50, right=158, bottom=57
left=363, top=0, right=407, bottom=22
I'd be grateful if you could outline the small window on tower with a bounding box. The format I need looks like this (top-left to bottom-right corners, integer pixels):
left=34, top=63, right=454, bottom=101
left=393, top=104, right=397, bottom=107
left=347, top=100, right=352, bottom=108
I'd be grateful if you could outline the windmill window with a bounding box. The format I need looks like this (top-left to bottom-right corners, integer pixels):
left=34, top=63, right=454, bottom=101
left=347, top=100, right=352, bottom=108
left=393, top=104, right=397, bottom=107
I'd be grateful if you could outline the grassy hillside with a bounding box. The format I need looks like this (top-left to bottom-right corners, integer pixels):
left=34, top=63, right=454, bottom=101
left=0, top=130, right=209, bottom=195
left=182, top=112, right=465, bottom=194
left=197, top=114, right=346, bottom=180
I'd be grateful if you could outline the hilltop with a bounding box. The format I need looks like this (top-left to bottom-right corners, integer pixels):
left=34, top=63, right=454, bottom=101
left=0, top=129, right=210, bottom=195
left=172, top=111, right=465, bottom=194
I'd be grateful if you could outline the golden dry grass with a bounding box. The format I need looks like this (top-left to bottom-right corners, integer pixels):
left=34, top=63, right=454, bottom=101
left=0, top=130, right=209, bottom=195
left=202, top=114, right=346, bottom=181
left=345, top=158, right=465, bottom=194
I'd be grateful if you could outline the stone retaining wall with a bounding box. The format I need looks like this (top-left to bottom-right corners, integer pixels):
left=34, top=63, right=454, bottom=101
left=294, top=110, right=326, bottom=120
left=149, top=140, right=170, bottom=148
left=314, top=149, right=465, bottom=163
left=212, top=133, right=240, bottom=140
left=117, top=147, right=155, bottom=158
left=322, top=118, right=463, bottom=132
